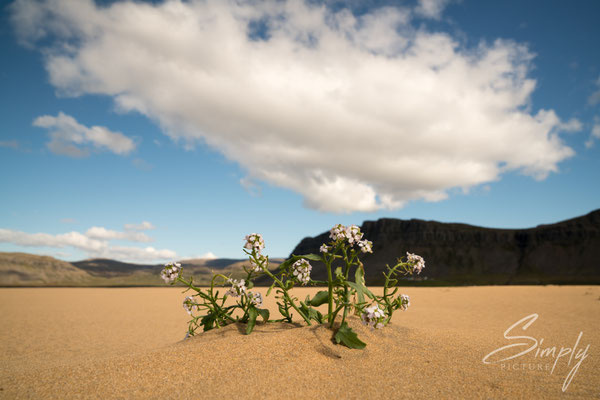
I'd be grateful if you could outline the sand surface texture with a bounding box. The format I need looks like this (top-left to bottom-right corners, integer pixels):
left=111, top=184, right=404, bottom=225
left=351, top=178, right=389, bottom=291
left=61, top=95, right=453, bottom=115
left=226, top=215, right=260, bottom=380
left=1, top=286, right=599, bottom=399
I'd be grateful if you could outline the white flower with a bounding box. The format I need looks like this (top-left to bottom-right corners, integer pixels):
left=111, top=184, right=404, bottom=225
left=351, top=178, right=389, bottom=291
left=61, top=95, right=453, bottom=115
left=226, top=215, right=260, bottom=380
left=244, top=233, right=265, bottom=253
left=345, top=225, right=363, bottom=244
left=249, top=254, right=266, bottom=272
left=406, top=252, right=425, bottom=274
left=248, top=291, right=263, bottom=308
left=291, top=259, right=312, bottom=285
left=399, top=294, right=410, bottom=311
left=160, top=261, right=181, bottom=284
left=183, top=296, right=197, bottom=315
left=319, top=244, right=329, bottom=253
left=329, top=224, right=346, bottom=241
left=225, top=278, right=247, bottom=297
left=357, top=239, right=373, bottom=253
left=361, top=304, right=386, bottom=329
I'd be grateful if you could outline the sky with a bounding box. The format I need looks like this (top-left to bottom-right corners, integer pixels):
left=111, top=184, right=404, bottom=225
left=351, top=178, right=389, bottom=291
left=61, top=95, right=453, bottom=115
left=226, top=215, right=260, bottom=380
left=1, top=0, right=599, bottom=262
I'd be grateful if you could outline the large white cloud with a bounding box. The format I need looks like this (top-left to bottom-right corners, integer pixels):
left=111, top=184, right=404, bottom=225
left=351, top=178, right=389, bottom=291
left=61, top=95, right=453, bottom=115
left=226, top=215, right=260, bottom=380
left=33, top=112, right=136, bottom=157
left=12, top=0, right=578, bottom=212
left=0, top=222, right=176, bottom=262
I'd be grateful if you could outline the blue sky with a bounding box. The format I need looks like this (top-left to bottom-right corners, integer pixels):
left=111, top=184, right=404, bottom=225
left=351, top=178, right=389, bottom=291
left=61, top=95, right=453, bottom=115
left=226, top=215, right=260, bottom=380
left=1, top=0, right=599, bottom=262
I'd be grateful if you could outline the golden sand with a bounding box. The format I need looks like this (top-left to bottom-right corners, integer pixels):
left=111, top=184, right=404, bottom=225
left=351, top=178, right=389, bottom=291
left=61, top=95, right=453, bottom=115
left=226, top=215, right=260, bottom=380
left=1, top=286, right=599, bottom=399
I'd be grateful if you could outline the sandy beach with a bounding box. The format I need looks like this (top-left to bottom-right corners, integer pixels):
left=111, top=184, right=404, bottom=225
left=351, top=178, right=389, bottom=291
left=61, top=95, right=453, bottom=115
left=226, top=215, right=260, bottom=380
left=1, top=286, right=598, bottom=399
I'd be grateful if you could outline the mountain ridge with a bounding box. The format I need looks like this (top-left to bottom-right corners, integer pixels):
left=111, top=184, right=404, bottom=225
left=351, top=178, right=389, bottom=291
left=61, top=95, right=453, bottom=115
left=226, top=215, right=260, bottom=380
left=290, top=209, right=600, bottom=285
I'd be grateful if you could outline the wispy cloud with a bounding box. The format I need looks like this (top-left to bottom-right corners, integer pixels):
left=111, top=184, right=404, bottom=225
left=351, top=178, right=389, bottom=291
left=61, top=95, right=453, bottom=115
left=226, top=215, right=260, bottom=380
left=13, top=0, right=577, bottom=212
left=0, top=221, right=175, bottom=262
left=585, top=118, right=600, bottom=149
left=132, top=158, right=152, bottom=171
left=123, top=221, right=155, bottom=231
left=0, top=140, right=19, bottom=149
left=588, top=75, right=600, bottom=106
left=33, top=112, right=136, bottom=157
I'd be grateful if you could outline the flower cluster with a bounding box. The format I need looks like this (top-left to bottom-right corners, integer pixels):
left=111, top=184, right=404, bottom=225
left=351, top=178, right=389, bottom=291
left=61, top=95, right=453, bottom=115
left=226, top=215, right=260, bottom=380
left=398, top=294, right=410, bottom=311
left=249, top=254, right=266, bottom=273
left=161, top=262, right=181, bottom=284
left=225, top=278, right=247, bottom=297
left=406, top=252, right=425, bottom=274
left=361, top=304, right=386, bottom=329
left=183, top=296, right=197, bottom=315
left=248, top=291, right=263, bottom=308
left=329, top=224, right=347, bottom=241
left=357, top=239, right=373, bottom=253
left=326, top=224, right=372, bottom=253
left=244, top=233, right=265, bottom=253
left=291, top=259, right=312, bottom=285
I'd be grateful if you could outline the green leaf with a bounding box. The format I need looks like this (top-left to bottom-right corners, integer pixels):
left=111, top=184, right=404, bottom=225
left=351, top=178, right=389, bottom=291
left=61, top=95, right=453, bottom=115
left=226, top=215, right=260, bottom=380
left=353, top=266, right=375, bottom=301
left=247, top=280, right=254, bottom=289
left=309, top=290, right=329, bottom=307
left=266, top=283, right=275, bottom=297
left=246, top=307, right=258, bottom=335
left=258, top=308, right=270, bottom=322
left=308, top=308, right=323, bottom=324
left=334, top=322, right=366, bottom=349
left=334, top=267, right=343, bottom=278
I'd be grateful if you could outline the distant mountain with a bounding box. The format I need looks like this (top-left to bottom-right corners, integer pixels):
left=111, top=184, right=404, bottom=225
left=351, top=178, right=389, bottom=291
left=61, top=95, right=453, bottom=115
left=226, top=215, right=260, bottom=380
left=0, top=254, right=282, bottom=287
left=0, top=252, right=93, bottom=286
left=290, top=209, right=600, bottom=285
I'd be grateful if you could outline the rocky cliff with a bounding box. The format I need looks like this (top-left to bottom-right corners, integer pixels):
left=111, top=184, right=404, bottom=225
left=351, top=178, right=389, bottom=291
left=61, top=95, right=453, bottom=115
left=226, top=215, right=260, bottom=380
left=290, top=209, right=600, bottom=285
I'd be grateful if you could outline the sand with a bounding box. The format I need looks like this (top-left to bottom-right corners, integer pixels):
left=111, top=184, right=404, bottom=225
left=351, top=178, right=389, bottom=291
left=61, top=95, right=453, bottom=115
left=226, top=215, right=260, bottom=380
left=1, top=286, right=599, bottom=399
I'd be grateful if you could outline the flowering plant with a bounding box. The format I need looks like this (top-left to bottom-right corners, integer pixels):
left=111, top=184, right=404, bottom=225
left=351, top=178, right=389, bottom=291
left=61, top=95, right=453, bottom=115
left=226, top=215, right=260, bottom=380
left=162, top=225, right=424, bottom=349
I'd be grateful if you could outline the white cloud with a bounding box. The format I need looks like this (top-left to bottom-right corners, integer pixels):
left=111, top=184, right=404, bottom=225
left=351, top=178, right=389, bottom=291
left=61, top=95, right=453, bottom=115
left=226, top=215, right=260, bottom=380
left=414, top=0, right=451, bottom=19
left=199, top=251, right=218, bottom=259
left=0, top=228, right=107, bottom=252
left=13, top=0, right=577, bottom=212
left=93, top=246, right=176, bottom=262
left=123, top=221, right=155, bottom=231
left=0, top=222, right=175, bottom=262
left=85, top=226, right=152, bottom=242
left=33, top=111, right=136, bottom=157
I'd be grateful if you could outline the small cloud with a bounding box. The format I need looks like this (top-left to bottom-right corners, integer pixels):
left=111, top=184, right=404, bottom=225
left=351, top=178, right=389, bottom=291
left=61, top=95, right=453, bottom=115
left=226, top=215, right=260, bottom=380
left=198, top=252, right=217, bottom=259
left=60, top=218, right=77, bottom=224
left=132, top=158, right=152, bottom=171
left=124, top=221, right=155, bottom=231
left=557, top=118, right=582, bottom=133
left=589, top=75, right=600, bottom=106
left=153, top=139, right=162, bottom=147
left=414, top=0, right=451, bottom=19
left=0, top=140, right=19, bottom=149
left=33, top=112, right=136, bottom=157
left=585, top=118, right=600, bottom=149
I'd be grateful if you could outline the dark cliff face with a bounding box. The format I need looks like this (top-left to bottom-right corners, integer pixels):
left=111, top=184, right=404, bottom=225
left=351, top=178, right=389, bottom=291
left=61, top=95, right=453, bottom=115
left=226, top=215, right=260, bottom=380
left=290, top=209, right=600, bottom=285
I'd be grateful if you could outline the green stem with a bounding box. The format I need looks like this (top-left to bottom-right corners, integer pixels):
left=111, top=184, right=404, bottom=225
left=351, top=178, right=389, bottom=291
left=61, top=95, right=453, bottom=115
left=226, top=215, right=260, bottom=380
left=326, top=258, right=333, bottom=325
left=262, top=268, right=311, bottom=325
